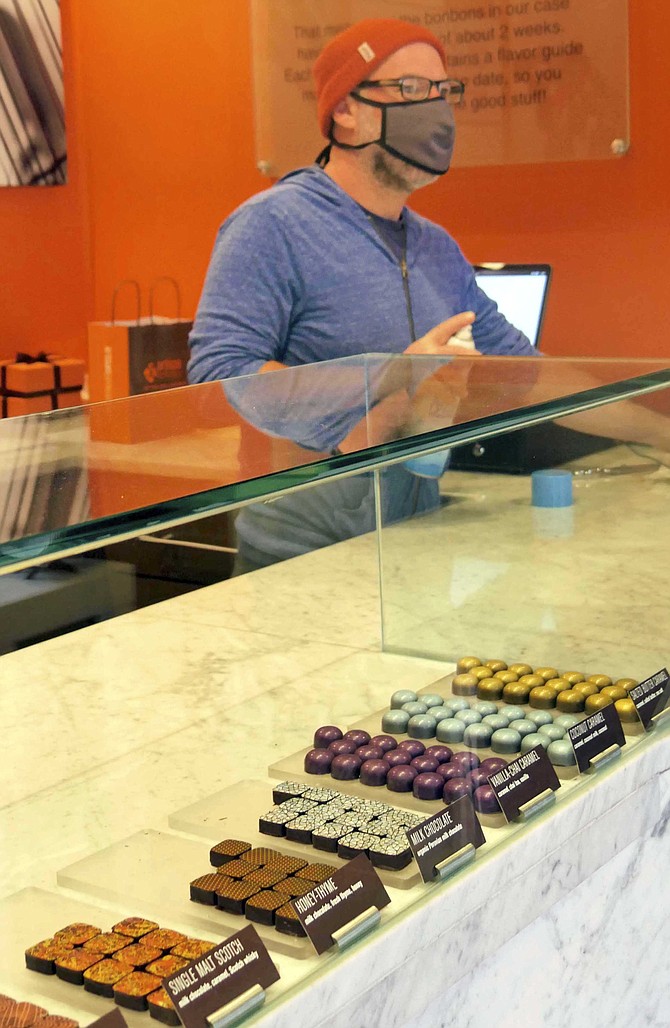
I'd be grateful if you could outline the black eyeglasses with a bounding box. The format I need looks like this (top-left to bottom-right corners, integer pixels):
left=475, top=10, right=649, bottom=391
left=356, top=77, right=465, bottom=104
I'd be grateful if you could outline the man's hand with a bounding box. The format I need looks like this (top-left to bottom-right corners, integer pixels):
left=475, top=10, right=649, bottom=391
left=404, top=311, right=479, bottom=356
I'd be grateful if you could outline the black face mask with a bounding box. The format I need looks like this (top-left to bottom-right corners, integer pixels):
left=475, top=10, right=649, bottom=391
left=329, top=94, right=456, bottom=176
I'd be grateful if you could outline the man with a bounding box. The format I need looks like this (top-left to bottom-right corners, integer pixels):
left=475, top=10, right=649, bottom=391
left=188, top=18, right=536, bottom=571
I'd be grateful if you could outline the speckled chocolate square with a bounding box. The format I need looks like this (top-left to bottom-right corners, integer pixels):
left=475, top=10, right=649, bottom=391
left=25, top=938, right=74, bottom=975
left=147, top=987, right=180, bottom=1027
left=146, top=955, right=189, bottom=977
left=82, top=932, right=129, bottom=956
left=113, top=971, right=162, bottom=1011
left=318, top=797, right=357, bottom=816
left=170, top=939, right=214, bottom=961
left=140, top=930, right=187, bottom=953
left=55, top=950, right=102, bottom=985
left=335, top=811, right=375, bottom=830
left=53, top=924, right=101, bottom=947
left=209, top=839, right=251, bottom=867
left=111, top=943, right=163, bottom=969
left=111, top=918, right=159, bottom=940
left=83, top=958, right=134, bottom=998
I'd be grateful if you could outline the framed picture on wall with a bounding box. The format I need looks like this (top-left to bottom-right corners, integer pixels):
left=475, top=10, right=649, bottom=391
left=0, top=0, right=66, bottom=187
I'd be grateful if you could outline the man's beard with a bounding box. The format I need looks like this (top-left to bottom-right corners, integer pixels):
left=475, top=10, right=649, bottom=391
left=371, top=147, right=439, bottom=194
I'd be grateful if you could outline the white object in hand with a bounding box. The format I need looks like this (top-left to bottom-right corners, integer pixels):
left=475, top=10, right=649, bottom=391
left=449, top=325, right=475, bottom=350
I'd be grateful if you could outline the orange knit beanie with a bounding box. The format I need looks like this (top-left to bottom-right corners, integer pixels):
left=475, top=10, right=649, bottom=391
left=313, top=18, right=446, bottom=137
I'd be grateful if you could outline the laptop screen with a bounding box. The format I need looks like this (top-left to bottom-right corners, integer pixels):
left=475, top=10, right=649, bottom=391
left=474, top=263, right=552, bottom=348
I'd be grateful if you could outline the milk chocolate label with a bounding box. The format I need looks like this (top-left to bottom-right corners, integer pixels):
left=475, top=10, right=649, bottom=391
left=568, top=704, right=626, bottom=773
left=488, top=746, right=560, bottom=821
left=407, top=795, right=485, bottom=883
left=628, top=668, right=670, bottom=729
left=293, top=852, right=390, bottom=954
left=163, top=926, right=279, bottom=1028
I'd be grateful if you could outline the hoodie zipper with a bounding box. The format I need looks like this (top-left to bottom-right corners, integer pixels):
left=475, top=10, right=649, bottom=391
left=367, top=215, right=416, bottom=346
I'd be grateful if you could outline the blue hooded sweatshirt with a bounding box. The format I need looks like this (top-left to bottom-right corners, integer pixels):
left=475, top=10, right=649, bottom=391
left=187, top=165, right=535, bottom=568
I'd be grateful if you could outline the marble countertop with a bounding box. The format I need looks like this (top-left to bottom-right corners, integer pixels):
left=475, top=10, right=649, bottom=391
left=0, top=456, right=668, bottom=1027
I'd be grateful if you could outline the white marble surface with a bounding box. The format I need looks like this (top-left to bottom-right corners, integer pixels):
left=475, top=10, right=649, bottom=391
left=0, top=464, right=668, bottom=1026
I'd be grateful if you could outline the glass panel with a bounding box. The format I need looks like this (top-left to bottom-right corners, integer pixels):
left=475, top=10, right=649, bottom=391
left=251, top=0, right=630, bottom=177
left=378, top=383, right=670, bottom=678
left=0, top=354, right=668, bottom=573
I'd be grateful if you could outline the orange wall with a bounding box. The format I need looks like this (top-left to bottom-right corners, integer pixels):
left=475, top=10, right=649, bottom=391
left=2, top=0, right=669, bottom=362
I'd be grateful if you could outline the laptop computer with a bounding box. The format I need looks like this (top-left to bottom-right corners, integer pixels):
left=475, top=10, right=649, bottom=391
left=449, top=262, right=614, bottom=474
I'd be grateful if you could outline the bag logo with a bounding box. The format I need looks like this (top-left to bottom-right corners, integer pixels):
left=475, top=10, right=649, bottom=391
left=143, top=358, right=184, bottom=385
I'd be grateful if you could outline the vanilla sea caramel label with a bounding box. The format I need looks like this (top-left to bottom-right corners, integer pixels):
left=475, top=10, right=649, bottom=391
left=568, top=704, right=626, bottom=772
left=407, top=795, right=485, bottom=882
left=163, top=926, right=279, bottom=1028
left=488, top=746, right=560, bottom=821
left=628, top=668, right=670, bottom=729
left=293, top=852, right=390, bottom=954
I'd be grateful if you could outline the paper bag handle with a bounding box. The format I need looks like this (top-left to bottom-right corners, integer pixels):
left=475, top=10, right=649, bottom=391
left=111, top=279, right=142, bottom=325
left=149, top=276, right=182, bottom=323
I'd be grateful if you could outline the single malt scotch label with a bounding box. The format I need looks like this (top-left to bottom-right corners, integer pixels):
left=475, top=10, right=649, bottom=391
left=406, top=795, right=485, bottom=883
left=568, top=704, right=626, bottom=773
left=488, top=746, right=560, bottom=821
left=163, top=926, right=278, bottom=1028
left=293, top=853, right=390, bottom=954
left=628, top=668, right=670, bottom=729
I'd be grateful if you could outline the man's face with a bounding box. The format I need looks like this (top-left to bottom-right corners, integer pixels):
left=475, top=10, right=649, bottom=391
left=353, top=42, right=449, bottom=194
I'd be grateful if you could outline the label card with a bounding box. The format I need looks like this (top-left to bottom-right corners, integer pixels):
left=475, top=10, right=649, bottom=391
left=568, top=703, right=626, bottom=773
left=293, top=852, right=390, bottom=955
left=406, top=795, right=485, bottom=883
left=88, top=1012, right=128, bottom=1028
left=488, top=746, right=560, bottom=821
left=163, top=926, right=279, bottom=1028
left=629, top=668, right=670, bottom=729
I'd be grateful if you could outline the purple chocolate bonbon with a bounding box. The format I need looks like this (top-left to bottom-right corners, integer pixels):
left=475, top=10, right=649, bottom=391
left=355, top=745, right=384, bottom=762
left=370, top=735, right=398, bottom=754
left=479, top=757, right=508, bottom=775
left=450, top=750, right=480, bottom=771
left=410, top=755, right=440, bottom=774
left=330, top=754, right=362, bottom=780
left=386, top=765, right=419, bottom=792
left=344, top=730, right=371, bottom=748
left=425, top=745, right=453, bottom=764
left=466, top=768, right=490, bottom=791
left=304, top=748, right=333, bottom=775
left=385, top=749, right=412, bottom=768
left=473, top=784, right=502, bottom=814
left=435, top=762, right=467, bottom=782
left=413, top=772, right=444, bottom=800
left=328, top=738, right=358, bottom=756
left=397, top=740, right=426, bottom=759
left=360, top=758, right=390, bottom=787
left=443, top=778, right=473, bottom=804
left=313, top=725, right=343, bottom=749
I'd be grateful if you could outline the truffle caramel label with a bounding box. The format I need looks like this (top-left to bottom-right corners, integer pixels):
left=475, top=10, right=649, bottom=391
left=629, top=668, right=670, bottom=729
left=294, top=853, right=390, bottom=954
left=489, top=745, right=560, bottom=821
left=407, top=795, right=485, bottom=882
left=163, top=926, right=279, bottom=1028
left=568, top=704, right=626, bottom=772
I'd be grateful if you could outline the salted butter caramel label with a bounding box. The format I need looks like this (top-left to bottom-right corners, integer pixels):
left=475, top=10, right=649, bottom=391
left=568, top=704, right=626, bottom=773
left=628, top=668, right=670, bottom=729
left=488, top=746, right=560, bottom=821
left=293, top=852, right=390, bottom=955
left=407, top=794, right=485, bottom=883
left=163, top=926, right=279, bottom=1028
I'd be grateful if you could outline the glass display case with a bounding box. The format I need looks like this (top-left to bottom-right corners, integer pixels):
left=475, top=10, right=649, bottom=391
left=0, top=353, right=668, bottom=1028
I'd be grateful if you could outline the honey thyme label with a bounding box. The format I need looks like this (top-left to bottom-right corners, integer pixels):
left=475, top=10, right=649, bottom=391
left=293, top=852, right=390, bottom=954
left=568, top=704, right=626, bottom=773
left=163, top=926, right=279, bottom=1028
left=488, top=746, right=560, bottom=821
left=628, top=668, right=670, bottom=729
left=406, top=795, right=485, bottom=883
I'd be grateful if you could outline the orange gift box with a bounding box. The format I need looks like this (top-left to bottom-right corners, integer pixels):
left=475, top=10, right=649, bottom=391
left=0, top=353, right=85, bottom=418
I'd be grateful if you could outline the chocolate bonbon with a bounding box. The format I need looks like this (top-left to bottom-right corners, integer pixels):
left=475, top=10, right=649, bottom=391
left=313, top=725, right=343, bottom=748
